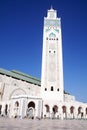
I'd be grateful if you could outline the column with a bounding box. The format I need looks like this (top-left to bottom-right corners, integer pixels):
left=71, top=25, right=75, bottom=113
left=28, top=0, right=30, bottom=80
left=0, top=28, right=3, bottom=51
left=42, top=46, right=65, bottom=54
left=20, top=98, right=27, bottom=118
left=58, top=105, right=63, bottom=120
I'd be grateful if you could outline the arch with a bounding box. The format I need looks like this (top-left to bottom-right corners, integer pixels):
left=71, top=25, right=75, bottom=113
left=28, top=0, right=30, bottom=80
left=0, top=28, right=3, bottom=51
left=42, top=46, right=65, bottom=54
left=0, top=105, right=2, bottom=114
left=78, top=106, right=83, bottom=119
left=9, top=88, right=26, bottom=99
left=28, top=101, right=35, bottom=108
left=70, top=106, right=74, bottom=114
left=44, top=104, right=50, bottom=118
left=70, top=106, right=74, bottom=119
left=78, top=106, right=82, bottom=114
left=62, top=106, right=66, bottom=113
left=62, top=106, right=67, bottom=119
left=53, top=105, right=58, bottom=114
left=49, top=32, right=56, bottom=38
left=27, top=101, right=35, bottom=119
left=45, top=104, right=50, bottom=112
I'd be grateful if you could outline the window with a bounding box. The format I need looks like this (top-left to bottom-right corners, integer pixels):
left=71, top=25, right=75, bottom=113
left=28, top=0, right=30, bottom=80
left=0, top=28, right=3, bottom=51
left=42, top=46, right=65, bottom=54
left=45, top=88, right=47, bottom=91
left=49, top=50, right=51, bottom=53
left=51, top=86, right=54, bottom=91
left=46, top=37, right=48, bottom=40
left=57, top=88, right=59, bottom=91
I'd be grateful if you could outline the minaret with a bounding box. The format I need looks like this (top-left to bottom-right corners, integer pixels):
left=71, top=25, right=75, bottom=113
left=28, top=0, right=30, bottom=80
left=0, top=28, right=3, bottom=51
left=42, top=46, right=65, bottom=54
left=41, top=7, right=64, bottom=103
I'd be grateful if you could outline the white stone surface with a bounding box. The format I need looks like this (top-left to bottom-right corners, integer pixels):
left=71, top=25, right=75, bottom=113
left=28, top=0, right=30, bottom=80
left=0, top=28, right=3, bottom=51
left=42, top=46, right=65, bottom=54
left=0, top=7, right=87, bottom=120
left=0, top=118, right=87, bottom=130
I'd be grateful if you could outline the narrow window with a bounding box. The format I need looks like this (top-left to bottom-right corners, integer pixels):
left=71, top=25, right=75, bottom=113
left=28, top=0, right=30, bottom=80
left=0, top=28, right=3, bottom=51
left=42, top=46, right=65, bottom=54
left=46, top=37, right=48, bottom=40
left=57, top=88, right=59, bottom=91
left=51, top=86, right=54, bottom=91
left=45, top=88, right=47, bottom=91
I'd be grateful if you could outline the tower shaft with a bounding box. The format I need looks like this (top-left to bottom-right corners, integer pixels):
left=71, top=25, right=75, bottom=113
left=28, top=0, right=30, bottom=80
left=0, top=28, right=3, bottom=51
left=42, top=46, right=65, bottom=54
left=41, top=8, right=64, bottom=102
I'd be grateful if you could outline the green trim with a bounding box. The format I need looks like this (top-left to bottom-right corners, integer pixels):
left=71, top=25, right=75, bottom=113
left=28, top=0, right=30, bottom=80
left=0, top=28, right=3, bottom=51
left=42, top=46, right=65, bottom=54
left=45, top=28, right=50, bottom=32
left=0, top=68, right=41, bottom=86
left=54, top=29, right=59, bottom=33
left=44, top=19, right=60, bottom=27
left=49, top=32, right=56, bottom=37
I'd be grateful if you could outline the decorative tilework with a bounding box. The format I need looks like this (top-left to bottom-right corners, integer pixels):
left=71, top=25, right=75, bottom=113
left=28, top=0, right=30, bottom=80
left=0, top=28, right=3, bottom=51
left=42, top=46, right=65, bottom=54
left=44, top=19, right=60, bottom=27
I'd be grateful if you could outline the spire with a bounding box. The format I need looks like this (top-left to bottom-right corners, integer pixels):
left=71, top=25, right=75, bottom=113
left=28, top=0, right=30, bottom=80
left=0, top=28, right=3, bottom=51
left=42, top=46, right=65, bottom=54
left=51, top=5, right=53, bottom=10
left=47, top=6, right=57, bottom=19
left=50, top=5, right=54, bottom=11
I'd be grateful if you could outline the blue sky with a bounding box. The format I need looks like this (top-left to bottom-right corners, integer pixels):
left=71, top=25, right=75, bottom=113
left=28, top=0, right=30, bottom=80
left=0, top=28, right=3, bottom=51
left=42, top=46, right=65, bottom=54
left=0, top=0, right=87, bottom=102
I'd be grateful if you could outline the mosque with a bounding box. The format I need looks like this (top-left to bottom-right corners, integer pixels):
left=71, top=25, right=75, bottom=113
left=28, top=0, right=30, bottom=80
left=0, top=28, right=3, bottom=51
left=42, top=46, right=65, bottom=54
left=0, top=7, right=87, bottom=119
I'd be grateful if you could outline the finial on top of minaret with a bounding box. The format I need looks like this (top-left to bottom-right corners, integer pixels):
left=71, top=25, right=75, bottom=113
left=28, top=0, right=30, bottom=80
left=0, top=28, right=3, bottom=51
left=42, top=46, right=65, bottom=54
left=47, top=6, right=57, bottom=19
left=50, top=5, right=54, bottom=10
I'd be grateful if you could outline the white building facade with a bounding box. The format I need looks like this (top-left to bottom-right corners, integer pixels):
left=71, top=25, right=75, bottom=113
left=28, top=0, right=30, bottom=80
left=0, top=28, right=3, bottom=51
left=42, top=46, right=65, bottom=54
left=0, top=8, right=87, bottom=119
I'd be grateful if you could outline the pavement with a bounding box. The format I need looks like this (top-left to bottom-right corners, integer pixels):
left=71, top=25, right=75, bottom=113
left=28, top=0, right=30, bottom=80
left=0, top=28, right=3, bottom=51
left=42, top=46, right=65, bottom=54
left=0, top=117, right=87, bottom=130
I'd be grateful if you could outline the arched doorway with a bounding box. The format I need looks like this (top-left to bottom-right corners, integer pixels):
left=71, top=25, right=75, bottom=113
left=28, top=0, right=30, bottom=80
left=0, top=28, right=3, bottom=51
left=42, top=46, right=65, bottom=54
left=70, top=106, right=74, bottom=119
left=0, top=105, right=2, bottom=115
left=45, top=104, right=50, bottom=112
left=14, top=101, right=19, bottom=118
left=52, top=105, right=58, bottom=118
left=78, top=107, right=82, bottom=114
left=78, top=106, right=83, bottom=119
left=27, top=101, right=35, bottom=119
left=62, top=106, right=67, bottom=119
left=44, top=105, right=50, bottom=118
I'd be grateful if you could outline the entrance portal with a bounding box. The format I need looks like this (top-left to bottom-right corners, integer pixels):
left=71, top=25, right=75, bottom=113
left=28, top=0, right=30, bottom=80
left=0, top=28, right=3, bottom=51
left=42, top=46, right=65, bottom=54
left=27, top=101, right=35, bottom=119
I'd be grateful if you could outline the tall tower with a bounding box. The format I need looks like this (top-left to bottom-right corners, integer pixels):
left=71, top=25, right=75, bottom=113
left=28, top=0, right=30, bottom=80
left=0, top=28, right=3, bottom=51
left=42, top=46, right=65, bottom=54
left=41, top=7, right=64, bottom=105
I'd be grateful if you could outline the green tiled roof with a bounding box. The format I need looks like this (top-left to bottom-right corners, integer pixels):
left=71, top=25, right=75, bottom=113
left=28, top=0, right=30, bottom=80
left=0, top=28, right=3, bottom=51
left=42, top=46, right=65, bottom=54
left=0, top=68, right=41, bottom=86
